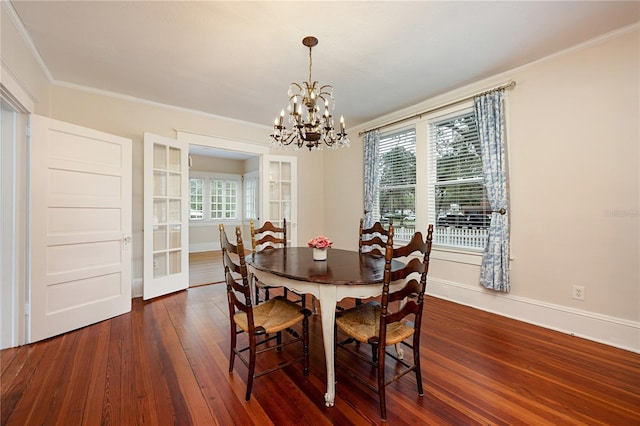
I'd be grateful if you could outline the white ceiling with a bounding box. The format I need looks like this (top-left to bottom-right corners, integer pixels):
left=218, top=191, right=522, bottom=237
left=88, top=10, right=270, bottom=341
left=9, top=1, right=640, bottom=132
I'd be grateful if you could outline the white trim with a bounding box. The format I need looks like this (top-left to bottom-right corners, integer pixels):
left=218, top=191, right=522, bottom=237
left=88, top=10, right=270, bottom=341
left=428, top=278, right=640, bottom=354
left=1, top=1, right=53, bottom=82
left=176, top=130, right=269, bottom=154
left=1, top=62, right=36, bottom=112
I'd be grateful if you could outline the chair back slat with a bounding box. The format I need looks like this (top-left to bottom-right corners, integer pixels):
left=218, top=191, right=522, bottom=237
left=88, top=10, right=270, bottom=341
left=251, top=219, right=287, bottom=252
left=359, top=218, right=392, bottom=256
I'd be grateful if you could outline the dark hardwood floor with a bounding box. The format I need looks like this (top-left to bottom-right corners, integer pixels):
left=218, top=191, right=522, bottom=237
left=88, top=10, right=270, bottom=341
left=2, top=284, right=639, bottom=425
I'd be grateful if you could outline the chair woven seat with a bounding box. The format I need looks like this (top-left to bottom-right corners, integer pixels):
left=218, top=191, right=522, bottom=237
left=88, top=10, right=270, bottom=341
left=336, top=302, right=415, bottom=346
left=235, top=297, right=306, bottom=334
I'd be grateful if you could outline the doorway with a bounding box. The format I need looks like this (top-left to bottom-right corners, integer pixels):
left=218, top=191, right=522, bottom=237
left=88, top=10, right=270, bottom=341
left=187, top=145, right=259, bottom=287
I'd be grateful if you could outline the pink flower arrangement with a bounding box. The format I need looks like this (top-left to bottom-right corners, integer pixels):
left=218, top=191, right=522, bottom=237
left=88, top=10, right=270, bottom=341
left=308, top=235, right=333, bottom=249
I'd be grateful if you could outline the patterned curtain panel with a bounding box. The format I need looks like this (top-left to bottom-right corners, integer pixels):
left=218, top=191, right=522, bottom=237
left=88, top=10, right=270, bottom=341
left=363, top=130, right=380, bottom=229
left=474, top=90, right=510, bottom=292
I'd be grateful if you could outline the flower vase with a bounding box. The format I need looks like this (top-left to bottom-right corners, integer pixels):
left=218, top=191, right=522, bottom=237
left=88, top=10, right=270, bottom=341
left=313, top=247, right=328, bottom=261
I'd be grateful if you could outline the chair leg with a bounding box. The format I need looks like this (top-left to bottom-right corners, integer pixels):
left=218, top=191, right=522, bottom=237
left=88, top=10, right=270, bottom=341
left=414, top=337, right=424, bottom=396
left=301, top=294, right=306, bottom=309
left=265, top=287, right=270, bottom=301
left=333, top=321, right=338, bottom=372
left=246, top=334, right=257, bottom=401
left=277, top=331, right=282, bottom=351
left=377, top=345, right=387, bottom=421
left=372, top=342, right=379, bottom=363
left=312, top=296, right=317, bottom=315
left=303, top=316, right=310, bottom=376
left=229, top=324, right=237, bottom=373
left=254, top=283, right=261, bottom=305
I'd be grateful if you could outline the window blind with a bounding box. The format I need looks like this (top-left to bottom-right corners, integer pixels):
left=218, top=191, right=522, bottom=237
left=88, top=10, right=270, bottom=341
left=376, top=128, right=416, bottom=240
left=428, top=110, right=490, bottom=249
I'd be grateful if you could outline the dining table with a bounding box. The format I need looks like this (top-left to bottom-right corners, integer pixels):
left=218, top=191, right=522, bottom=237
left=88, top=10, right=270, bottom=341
left=247, top=246, right=405, bottom=407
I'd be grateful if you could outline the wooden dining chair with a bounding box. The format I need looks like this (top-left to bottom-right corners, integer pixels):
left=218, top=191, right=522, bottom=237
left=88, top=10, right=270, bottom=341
left=359, top=217, right=392, bottom=256
left=250, top=219, right=287, bottom=303
left=219, top=224, right=311, bottom=401
left=354, top=218, right=393, bottom=309
left=250, top=219, right=315, bottom=312
left=335, top=224, right=434, bottom=421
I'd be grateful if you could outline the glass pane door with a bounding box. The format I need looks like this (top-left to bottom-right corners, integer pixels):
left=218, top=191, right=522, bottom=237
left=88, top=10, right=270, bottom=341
left=144, top=133, right=188, bottom=300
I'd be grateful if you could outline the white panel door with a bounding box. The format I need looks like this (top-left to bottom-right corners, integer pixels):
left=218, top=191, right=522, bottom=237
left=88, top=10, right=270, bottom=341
left=143, top=133, right=189, bottom=300
left=261, top=155, right=297, bottom=246
left=30, top=115, right=132, bottom=343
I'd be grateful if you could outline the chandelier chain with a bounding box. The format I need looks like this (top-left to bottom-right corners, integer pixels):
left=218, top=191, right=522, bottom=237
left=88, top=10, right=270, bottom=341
left=308, top=45, right=313, bottom=83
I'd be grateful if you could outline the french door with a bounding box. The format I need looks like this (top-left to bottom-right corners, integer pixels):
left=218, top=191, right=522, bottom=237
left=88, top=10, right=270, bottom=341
left=262, top=155, right=297, bottom=246
left=143, top=133, right=189, bottom=299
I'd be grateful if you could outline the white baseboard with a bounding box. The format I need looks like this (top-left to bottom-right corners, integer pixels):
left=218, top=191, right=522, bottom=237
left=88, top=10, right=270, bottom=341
left=428, top=278, right=640, bottom=354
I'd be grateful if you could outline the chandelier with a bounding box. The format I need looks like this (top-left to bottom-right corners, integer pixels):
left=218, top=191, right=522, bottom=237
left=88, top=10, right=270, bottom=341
left=270, top=36, right=350, bottom=151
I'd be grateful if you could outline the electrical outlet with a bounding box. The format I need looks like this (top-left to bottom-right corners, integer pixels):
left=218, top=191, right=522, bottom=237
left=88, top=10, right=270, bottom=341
left=572, top=285, right=585, bottom=301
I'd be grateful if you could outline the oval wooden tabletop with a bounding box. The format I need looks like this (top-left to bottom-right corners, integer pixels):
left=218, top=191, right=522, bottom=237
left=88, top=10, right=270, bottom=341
left=248, top=247, right=403, bottom=285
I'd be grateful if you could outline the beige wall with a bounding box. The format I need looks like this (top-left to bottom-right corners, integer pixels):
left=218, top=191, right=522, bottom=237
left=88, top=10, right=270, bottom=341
left=47, top=87, right=325, bottom=290
left=326, top=28, right=639, bottom=330
left=189, top=154, right=246, bottom=174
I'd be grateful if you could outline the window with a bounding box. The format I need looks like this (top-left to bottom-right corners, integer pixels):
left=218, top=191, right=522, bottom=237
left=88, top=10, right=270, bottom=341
left=428, top=109, right=489, bottom=250
left=211, top=179, right=237, bottom=219
left=376, top=128, right=416, bottom=242
left=190, top=178, right=204, bottom=220
left=244, top=172, right=259, bottom=220
left=189, top=174, right=241, bottom=221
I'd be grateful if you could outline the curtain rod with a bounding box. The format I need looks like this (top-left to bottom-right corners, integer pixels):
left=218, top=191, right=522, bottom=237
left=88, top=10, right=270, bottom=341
left=358, top=80, right=516, bottom=136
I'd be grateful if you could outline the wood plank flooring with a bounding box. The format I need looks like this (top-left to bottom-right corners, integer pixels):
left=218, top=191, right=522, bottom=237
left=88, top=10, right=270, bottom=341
left=189, top=251, right=224, bottom=287
left=2, top=284, right=639, bottom=425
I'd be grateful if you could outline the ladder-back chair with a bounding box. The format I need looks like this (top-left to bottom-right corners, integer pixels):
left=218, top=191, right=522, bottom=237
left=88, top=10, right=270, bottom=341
left=250, top=219, right=315, bottom=312
left=220, top=224, right=310, bottom=401
left=336, top=225, right=434, bottom=421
